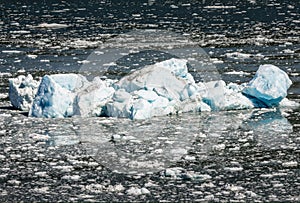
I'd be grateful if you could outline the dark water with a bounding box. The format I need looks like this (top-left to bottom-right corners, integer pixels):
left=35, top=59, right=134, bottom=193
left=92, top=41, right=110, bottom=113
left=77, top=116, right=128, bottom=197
left=0, top=0, right=300, bottom=202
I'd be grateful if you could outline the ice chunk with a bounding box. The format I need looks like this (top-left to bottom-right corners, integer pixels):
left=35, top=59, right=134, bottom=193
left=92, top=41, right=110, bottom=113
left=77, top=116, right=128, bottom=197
left=73, top=77, right=115, bottom=117
left=134, top=89, right=159, bottom=102
left=115, top=58, right=199, bottom=101
left=35, top=23, right=69, bottom=29
left=29, top=74, right=88, bottom=118
left=130, top=98, right=153, bottom=120
left=203, top=80, right=254, bottom=111
left=242, top=64, right=292, bottom=107
left=9, top=74, right=39, bottom=111
left=105, top=89, right=133, bottom=118
left=279, top=98, right=300, bottom=108
left=106, top=89, right=210, bottom=120
left=106, top=58, right=206, bottom=119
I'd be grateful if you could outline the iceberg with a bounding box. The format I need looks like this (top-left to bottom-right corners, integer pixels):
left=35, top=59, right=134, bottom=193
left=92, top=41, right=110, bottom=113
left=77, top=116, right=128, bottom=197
left=242, top=64, right=292, bottom=107
left=9, top=74, right=39, bottom=111
left=29, top=74, right=88, bottom=118
left=9, top=58, right=295, bottom=120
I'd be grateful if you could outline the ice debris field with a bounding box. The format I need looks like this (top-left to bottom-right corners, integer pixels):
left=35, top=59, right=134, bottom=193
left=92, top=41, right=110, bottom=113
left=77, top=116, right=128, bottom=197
left=9, top=58, right=297, bottom=120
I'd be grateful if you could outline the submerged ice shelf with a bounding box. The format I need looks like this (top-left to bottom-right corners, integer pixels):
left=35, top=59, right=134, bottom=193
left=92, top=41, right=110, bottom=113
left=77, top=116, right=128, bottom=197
left=9, top=58, right=296, bottom=120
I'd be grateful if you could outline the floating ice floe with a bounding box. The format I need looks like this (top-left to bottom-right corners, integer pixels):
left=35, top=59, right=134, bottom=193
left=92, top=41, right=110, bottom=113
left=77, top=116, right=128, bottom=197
left=9, top=74, right=39, bottom=111
left=35, top=23, right=69, bottom=29
left=9, top=58, right=296, bottom=120
left=225, top=52, right=264, bottom=59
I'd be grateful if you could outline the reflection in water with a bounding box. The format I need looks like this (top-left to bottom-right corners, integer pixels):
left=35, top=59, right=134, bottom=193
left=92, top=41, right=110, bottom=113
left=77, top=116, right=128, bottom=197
left=44, top=108, right=294, bottom=174
left=241, top=109, right=293, bottom=149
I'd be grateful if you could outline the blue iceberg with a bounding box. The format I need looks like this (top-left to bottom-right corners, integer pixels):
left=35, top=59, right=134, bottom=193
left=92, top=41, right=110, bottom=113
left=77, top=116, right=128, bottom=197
left=29, top=74, right=88, bottom=118
left=242, top=64, right=292, bottom=107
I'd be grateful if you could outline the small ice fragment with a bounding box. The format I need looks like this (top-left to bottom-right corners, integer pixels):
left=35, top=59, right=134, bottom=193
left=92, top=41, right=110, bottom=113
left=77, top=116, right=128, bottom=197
left=27, top=54, right=38, bottom=59
left=126, top=187, right=150, bottom=196
left=282, top=161, right=298, bottom=167
left=35, top=23, right=69, bottom=29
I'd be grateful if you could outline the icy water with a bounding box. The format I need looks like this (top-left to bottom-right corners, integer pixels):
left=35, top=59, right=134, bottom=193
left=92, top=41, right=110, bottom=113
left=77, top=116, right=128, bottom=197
left=0, top=0, right=300, bottom=202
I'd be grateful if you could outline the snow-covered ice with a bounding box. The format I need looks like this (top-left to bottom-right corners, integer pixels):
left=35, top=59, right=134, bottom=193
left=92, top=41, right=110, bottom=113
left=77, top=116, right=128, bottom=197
left=242, top=64, right=292, bottom=107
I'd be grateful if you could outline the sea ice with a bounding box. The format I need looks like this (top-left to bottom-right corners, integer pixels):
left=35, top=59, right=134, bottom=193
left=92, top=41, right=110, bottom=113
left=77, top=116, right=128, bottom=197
left=242, top=64, right=292, bottom=107
left=9, top=74, right=39, bottom=111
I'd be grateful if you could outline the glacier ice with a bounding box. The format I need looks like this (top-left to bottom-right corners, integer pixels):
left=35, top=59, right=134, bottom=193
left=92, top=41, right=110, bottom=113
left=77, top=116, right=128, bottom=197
left=9, top=58, right=296, bottom=120
left=115, top=58, right=199, bottom=101
left=9, top=74, right=39, bottom=111
left=73, top=77, right=115, bottom=117
left=29, top=74, right=115, bottom=118
left=242, top=64, right=292, bottom=107
left=29, top=74, right=88, bottom=118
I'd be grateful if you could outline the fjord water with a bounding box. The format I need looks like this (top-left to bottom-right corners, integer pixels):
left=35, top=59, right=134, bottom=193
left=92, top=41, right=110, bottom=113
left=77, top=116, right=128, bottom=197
left=0, top=0, right=300, bottom=202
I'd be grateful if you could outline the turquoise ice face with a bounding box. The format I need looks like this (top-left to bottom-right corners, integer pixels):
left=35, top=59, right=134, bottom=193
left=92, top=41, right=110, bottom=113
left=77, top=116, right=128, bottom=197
left=242, top=64, right=292, bottom=107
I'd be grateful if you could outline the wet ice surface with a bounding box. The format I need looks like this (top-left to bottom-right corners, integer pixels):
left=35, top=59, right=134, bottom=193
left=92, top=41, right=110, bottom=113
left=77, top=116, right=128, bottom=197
left=1, top=0, right=300, bottom=202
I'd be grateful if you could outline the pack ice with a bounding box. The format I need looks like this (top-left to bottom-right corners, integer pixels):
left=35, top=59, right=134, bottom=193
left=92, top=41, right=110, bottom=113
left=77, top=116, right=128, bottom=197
left=9, top=58, right=294, bottom=120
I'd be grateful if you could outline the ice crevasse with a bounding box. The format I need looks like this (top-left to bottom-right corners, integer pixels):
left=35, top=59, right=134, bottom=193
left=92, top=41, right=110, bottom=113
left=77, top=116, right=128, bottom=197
left=9, top=58, right=296, bottom=120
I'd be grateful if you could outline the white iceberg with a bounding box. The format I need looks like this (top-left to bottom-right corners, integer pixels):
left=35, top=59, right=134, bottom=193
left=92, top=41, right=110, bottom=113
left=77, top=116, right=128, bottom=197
left=242, top=64, right=292, bottom=107
left=29, top=74, right=88, bottom=118
left=9, top=74, right=39, bottom=111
